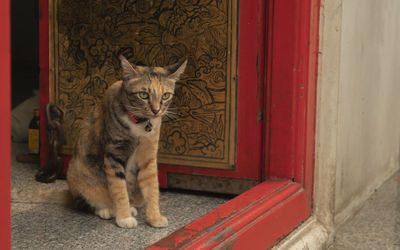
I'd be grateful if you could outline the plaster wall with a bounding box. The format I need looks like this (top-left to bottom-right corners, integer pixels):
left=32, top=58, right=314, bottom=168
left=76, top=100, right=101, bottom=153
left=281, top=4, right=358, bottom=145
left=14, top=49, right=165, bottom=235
left=335, top=0, right=400, bottom=222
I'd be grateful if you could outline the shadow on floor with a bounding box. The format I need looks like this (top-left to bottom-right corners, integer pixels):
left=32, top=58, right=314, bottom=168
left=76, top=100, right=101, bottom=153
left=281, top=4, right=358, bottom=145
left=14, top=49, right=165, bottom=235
left=331, top=171, right=400, bottom=250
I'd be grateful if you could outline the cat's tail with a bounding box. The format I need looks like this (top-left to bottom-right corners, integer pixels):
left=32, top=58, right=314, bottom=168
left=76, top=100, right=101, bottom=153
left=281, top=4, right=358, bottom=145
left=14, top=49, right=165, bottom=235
left=12, top=188, right=94, bottom=213
left=11, top=188, right=73, bottom=206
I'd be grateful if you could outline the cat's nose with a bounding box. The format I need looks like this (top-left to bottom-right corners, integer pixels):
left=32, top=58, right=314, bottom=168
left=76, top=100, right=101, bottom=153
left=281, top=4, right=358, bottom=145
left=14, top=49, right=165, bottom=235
left=151, top=108, right=160, bottom=115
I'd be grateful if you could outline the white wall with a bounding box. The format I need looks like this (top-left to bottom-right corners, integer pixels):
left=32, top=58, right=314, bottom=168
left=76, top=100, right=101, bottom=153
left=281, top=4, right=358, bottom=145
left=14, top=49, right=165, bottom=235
left=335, top=0, right=400, bottom=222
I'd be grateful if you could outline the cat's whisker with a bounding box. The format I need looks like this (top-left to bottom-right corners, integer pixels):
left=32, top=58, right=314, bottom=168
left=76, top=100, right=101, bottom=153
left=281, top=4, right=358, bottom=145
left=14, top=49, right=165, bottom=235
left=165, top=113, right=178, bottom=118
left=163, top=112, right=179, bottom=121
left=163, top=115, right=178, bottom=121
left=166, top=108, right=179, bottom=113
left=165, top=111, right=178, bottom=116
left=164, top=110, right=179, bottom=115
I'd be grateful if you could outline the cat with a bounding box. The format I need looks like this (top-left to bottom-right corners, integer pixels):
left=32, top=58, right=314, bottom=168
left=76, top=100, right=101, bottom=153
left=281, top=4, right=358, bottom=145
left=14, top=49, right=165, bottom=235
left=66, top=55, right=187, bottom=228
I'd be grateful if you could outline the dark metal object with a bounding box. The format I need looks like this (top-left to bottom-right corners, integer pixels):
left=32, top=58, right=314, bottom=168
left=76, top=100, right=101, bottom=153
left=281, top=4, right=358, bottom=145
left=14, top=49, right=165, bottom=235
left=16, top=153, right=40, bottom=164
left=35, top=104, right=66, bottom=183
left=133, top=115, right=152, bottom=132
left=145, top=121, right=152, bottom=132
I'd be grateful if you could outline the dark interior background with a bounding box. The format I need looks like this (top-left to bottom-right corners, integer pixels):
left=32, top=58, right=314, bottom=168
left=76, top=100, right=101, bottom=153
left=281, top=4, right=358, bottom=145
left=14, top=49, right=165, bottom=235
left=11, top=0, right=39, bottom=108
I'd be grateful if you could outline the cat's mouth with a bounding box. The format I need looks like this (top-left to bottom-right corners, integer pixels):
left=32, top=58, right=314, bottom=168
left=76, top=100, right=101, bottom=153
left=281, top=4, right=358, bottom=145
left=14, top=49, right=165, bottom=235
left=147, top=110, right=165, bottom=119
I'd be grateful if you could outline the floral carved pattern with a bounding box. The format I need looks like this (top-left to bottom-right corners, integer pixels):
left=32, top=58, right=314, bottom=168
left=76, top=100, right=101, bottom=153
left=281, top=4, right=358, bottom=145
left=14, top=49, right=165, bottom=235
left=51, top=0, right=237, bottom=168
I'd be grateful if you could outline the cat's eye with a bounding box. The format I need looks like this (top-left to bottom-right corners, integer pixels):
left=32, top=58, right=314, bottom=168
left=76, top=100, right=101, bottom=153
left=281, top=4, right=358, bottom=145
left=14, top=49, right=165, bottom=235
left=162, top=93, right=171, bottom=100
left=138, top=92, right=149, bottom=99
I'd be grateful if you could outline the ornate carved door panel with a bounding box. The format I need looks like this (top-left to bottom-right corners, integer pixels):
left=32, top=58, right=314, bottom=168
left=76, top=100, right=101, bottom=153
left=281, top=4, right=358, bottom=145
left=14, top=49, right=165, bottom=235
left=50, top=0, right=237, bottom=170
left=49, top=0, right=264, bottom=193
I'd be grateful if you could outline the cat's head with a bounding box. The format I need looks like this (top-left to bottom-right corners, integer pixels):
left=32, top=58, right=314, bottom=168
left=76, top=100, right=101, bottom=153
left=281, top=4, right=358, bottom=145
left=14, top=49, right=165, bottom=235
left=119, top=55, right=187, bottom=119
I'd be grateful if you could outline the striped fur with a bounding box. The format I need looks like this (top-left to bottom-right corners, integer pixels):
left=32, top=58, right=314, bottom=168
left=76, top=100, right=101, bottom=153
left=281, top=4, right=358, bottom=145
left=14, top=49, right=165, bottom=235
left=67, top=56, right=187, bottom=228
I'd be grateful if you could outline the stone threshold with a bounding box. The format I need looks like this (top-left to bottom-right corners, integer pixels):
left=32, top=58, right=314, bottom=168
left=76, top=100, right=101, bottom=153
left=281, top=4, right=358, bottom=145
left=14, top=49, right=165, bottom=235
left=272, top=217, right=329, bottom=250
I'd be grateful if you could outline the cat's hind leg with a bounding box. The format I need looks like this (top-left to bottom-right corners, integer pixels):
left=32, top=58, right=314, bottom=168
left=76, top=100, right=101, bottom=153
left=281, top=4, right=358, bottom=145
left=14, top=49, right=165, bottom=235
left=95, top=207, right=114, bottom=219
left=67, top=159, right=115, bottom=220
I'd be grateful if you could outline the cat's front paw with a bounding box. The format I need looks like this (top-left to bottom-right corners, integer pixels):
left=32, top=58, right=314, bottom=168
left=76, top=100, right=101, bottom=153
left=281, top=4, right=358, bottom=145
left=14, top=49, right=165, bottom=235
left=116, top=217, right=138, bottom=228
left=148, top=216, right=168, bottom=228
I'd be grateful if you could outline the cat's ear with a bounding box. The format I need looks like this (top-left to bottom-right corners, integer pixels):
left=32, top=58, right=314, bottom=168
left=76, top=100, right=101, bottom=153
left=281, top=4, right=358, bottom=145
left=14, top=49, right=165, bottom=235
left=119, top=55, right=139, bottom=81
left=167, top=59, right=188, bottom=81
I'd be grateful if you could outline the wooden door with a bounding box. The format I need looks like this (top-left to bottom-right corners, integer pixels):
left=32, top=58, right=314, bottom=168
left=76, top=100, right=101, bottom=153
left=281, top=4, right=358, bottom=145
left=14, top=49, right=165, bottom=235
left=34, top=0, right=320, bottom=248
left=44, top=0, right=264, bottom=194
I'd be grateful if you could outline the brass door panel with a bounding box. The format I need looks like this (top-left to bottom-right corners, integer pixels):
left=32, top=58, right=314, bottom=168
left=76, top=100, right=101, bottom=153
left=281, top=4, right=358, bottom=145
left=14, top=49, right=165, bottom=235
left=50, top=0, right=237, bottom=169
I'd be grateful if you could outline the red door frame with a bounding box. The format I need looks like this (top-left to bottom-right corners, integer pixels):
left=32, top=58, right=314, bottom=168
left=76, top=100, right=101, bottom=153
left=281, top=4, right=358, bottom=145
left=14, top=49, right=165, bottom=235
left=266, top=0, right=320, bottom=202
left=0, top=0, right=320, bottom=249
left=148, top=0, right=320, bottom=248
left=0, top=0, right=11, bottom=248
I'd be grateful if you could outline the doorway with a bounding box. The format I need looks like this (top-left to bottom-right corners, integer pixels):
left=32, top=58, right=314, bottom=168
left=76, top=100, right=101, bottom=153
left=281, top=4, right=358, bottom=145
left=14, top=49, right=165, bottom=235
left=11, top=0, right=39, bottom=108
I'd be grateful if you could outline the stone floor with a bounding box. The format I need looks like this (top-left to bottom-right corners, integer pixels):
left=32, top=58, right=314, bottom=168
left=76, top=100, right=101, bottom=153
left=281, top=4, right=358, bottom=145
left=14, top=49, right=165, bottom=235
left=331, top=171, right=400, bottom=250
left=11, top=143, right=230, bottom=250
left=12, top=141, right=400, bottom=250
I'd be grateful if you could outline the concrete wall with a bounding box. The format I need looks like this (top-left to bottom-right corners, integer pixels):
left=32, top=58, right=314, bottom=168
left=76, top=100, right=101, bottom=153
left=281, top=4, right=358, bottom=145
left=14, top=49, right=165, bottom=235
left=334, top=0, right=400, bottom=223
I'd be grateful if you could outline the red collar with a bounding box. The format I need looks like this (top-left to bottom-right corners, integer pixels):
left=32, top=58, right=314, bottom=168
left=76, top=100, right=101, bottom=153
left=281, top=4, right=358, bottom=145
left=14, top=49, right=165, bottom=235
left=127, top=112, right=139, bottom=123
left=127, top=112, right=148, bottom=124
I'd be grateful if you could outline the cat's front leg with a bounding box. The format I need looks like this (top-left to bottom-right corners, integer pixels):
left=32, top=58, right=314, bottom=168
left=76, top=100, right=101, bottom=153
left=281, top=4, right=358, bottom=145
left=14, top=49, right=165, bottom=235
left=104, top=157, right=137, bottom=228
left=126, top=169, right=145, bottom=209
left=138, top=159, right=168, bottom=228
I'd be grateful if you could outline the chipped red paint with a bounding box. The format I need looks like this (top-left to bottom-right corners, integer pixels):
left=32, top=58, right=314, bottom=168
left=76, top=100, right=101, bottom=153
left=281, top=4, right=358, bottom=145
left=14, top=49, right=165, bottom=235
left=266, top=0, right=320, bottom=201
left=304, top=0, right=321, bottom=202
left=148, top=181, right=311, bottom=249
left=0, top=0, right=11, bottom=248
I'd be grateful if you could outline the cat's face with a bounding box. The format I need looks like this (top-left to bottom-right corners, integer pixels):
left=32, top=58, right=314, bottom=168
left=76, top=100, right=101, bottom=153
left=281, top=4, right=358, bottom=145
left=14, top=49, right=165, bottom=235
left=119, top=56, right=187, bottom=119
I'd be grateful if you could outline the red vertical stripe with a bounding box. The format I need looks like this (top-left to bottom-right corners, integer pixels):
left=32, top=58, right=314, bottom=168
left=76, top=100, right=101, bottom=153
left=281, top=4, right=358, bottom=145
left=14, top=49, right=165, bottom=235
left=0, top=0, right=11, bottom=248
left=266, top=0, right=320, bottom=202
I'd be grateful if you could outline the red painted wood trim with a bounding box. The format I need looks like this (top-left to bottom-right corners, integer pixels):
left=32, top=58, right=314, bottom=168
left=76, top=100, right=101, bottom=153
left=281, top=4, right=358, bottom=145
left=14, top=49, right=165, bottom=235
left=303, top=0, right=320, bottom=203
left=266, top=0, right=320, bottom=201
left=0, top=0, right=11, bottom=248
left=157, top=0, right=265, bottom=184
left=149, top=1, right=320, bottom=248
left=148, top=181, right=311, bottom=249
left=257, top=0, right=268, bottom=181
left=39, top=0, right=49, bottom=169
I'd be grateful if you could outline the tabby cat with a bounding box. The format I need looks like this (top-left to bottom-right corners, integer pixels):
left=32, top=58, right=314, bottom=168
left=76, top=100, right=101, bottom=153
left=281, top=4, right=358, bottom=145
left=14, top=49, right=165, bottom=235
left=67, top=55, right=187, bottom=228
